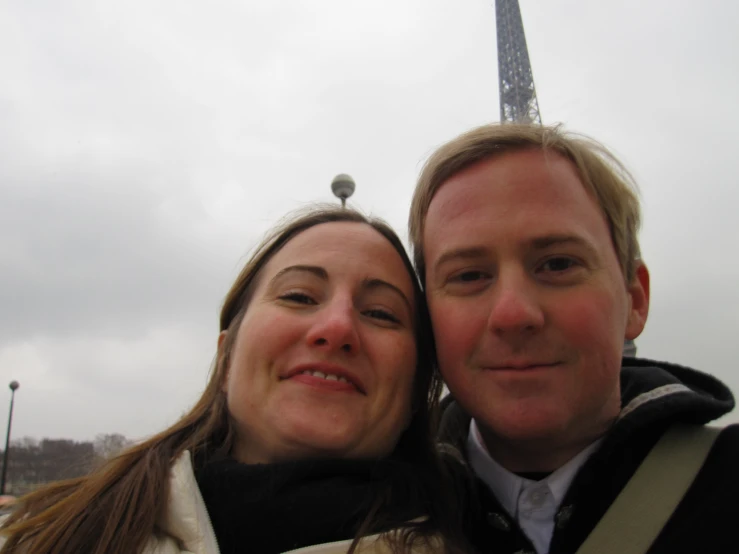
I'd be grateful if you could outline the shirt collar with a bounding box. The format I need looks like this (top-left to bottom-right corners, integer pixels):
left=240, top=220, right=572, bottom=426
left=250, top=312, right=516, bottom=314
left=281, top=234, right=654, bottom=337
left=467, top=419, right=603, bottom=515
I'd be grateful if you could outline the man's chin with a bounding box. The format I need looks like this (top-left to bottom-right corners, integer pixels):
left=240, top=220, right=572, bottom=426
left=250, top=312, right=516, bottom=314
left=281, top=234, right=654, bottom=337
left=476, top=404, right=572, bottom=445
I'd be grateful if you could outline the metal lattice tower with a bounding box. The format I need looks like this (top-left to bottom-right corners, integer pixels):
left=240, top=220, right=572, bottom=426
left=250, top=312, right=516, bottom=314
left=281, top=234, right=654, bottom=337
left=496, top=0, right=541, bottom=124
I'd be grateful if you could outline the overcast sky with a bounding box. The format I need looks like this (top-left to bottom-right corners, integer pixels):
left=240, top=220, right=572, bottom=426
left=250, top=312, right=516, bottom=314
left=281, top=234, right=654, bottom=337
left=1, top=0, right=737, bottom=442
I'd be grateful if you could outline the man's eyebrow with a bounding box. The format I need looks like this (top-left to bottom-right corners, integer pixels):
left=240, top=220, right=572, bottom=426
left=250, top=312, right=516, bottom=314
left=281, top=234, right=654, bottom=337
left=362, top=278, right=413, bottom=313
left=271, top=265, right=328, bottom=282
left=433, top=247, right=489, bottom=272
left=432, top=237, right=598, bottom=272
left=530, top=234, right=596, bottom=252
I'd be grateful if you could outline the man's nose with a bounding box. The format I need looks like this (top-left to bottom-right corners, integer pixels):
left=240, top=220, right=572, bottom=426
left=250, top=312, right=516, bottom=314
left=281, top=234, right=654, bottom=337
left=486, top=272, right=544, bottom=336
left=305, top=298, right=360, bottom=355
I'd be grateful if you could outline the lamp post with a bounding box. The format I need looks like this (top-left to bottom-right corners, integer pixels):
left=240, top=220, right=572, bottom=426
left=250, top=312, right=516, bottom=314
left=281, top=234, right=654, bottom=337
left=331, top=174, right=355, bottom=208
left=1, top=381, right=19, bottom=495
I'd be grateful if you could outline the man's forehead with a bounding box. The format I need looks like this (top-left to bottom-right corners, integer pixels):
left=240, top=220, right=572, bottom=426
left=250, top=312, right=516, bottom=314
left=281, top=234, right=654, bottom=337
left=425, top=182, right=585, bottom=242
left=422, top=152, right=611, bottom=265
left=446, top=145, right=583, bottom=190
left=425, top=180, right=485, bottom=227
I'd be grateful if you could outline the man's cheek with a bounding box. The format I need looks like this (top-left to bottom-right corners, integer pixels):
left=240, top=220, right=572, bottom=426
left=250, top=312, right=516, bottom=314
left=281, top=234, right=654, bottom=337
left=561, top=302, right=616, bottom=347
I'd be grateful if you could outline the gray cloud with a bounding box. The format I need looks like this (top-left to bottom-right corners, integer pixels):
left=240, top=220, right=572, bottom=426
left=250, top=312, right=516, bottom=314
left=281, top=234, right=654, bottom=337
left=1, top=0, right=737, bottom=439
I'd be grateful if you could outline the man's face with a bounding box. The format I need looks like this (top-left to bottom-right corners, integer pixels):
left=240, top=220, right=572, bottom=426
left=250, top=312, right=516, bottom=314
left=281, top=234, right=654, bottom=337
left=423, top=149, right=648, bottom=449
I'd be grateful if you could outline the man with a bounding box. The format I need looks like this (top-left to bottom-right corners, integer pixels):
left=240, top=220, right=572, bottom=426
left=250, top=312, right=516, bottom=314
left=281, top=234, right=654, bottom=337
left=409, top=124, right=738, bottom=553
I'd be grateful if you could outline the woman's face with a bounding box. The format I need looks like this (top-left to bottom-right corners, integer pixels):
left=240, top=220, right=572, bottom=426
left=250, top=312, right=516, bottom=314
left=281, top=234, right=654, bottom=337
left=222, top=222, right=418, bottom=464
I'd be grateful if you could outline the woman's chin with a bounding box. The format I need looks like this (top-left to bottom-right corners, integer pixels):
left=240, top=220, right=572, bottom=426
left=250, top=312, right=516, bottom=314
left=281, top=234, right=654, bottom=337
left=276, top=412, right=366, bottom=459
left=231, top=394, right=403, bottom=463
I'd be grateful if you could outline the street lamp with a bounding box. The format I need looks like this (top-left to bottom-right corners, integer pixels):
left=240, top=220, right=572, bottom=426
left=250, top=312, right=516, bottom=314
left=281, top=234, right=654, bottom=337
left=331, top=174, right=355, bottom=208
left=1, top=381, right=19, bottom=495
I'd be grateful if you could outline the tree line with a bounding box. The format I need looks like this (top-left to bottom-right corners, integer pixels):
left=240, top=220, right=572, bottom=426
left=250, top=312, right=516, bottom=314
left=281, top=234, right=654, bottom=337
left=1, top=433, right=132, bottom=496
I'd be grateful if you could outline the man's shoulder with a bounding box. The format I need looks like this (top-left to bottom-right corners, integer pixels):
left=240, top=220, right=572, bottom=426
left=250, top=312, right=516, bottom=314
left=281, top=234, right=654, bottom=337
left=712, top=422, right=739, bottom=437
left=638, top=422, right=739, bottom=493
left=702, top=422, right=739, bottom=465
left=646, top=423, right=739, bottom=552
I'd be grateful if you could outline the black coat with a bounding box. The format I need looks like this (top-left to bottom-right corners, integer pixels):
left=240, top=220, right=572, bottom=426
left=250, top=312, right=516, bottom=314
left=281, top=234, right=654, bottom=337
left=439, top=358, right=739, bottom=554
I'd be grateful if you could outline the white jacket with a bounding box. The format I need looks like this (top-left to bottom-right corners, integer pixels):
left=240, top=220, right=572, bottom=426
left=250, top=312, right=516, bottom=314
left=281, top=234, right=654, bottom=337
left=2, top=452, right=443, bottom=554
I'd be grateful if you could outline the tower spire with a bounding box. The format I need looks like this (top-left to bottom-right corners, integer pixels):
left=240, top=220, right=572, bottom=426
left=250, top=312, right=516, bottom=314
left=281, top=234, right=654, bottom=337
left=496, top=0, right=541, bottom=124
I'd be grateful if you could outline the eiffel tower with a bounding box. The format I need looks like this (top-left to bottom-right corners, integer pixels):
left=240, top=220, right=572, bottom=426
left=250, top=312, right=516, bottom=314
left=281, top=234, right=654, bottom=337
left=495, top=0, right=637, bottom=357
left=495, top=0, right=541, bottom=124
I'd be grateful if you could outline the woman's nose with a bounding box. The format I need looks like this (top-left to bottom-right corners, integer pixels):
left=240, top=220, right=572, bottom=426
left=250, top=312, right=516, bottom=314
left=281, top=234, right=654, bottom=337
left=305, top=299, right=360, bottom=355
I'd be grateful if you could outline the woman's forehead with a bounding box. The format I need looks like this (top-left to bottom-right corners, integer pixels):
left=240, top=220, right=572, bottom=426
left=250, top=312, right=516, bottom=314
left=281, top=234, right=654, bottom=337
left=262, top=222, right=415, bottom=295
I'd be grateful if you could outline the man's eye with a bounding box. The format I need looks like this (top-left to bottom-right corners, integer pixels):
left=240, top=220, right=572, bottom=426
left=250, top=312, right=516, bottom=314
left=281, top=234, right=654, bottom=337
left=541, top=257, right=578, bottom=272
left=279, top=292, right=316, bottom=305
left=363, top=309, right=400, bottom=324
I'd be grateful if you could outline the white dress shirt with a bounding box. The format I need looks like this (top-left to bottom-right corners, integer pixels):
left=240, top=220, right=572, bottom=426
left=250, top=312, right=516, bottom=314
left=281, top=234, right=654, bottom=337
left=467, top=420, right=602, bottom=554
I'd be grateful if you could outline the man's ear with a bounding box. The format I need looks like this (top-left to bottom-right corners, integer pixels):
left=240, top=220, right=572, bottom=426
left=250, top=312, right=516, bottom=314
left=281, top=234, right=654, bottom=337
left=625, top=262, right=650, bottom=341
left=218, top=330, right=229, bottom=394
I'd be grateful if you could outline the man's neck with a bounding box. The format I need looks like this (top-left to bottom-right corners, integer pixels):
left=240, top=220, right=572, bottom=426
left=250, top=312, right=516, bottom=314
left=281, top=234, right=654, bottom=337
left=476, top=422, right=611, bottom=474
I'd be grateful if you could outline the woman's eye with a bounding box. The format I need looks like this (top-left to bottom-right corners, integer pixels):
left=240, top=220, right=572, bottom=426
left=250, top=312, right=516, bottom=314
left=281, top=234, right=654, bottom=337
left=363, top=309, right=400, bottom=324
left=540, top=257, right=579, bottom=272
left=451, top=270, right=488, bottom=283
left=279, top=292, right=316, bottom=305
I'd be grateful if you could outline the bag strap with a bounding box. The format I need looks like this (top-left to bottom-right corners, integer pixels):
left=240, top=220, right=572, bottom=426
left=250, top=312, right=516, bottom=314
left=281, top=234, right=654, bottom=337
left=574, top=424, right=722, bottom=554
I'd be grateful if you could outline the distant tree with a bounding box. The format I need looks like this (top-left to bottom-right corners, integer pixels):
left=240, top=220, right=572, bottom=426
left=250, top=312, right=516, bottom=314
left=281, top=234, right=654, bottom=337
left=93, top=433, right=132, bottom=460
left=37, top=438, right=96, bottom=482
left=16, top=437, right=38, bottom=450
left=1, top=435, right=125, bottom=495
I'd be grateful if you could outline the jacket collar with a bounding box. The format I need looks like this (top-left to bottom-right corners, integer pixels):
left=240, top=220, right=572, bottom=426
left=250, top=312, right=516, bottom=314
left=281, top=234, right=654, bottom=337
left=157, top=451, right=220, bottom=554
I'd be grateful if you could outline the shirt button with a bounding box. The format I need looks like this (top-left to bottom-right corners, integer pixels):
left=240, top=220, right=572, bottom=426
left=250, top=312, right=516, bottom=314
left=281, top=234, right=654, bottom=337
left=528, top=488, right=548, bottom=506
left=486, top=511, right=511, bottom=531
left=556, top=504, right=574, bottom=529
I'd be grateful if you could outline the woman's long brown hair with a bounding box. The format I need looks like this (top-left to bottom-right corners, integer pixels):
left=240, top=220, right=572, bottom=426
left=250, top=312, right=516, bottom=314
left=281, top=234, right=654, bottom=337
left=0, top=205, right=467, bottom=554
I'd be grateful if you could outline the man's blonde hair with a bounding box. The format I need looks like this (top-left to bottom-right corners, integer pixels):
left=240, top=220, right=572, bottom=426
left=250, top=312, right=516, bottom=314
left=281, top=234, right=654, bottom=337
left=409, top=123, right=642, bottom=285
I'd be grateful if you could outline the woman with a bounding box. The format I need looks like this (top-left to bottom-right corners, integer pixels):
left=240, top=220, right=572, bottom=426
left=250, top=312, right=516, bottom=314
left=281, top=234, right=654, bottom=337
left=0, top=205, right=467, bottom=554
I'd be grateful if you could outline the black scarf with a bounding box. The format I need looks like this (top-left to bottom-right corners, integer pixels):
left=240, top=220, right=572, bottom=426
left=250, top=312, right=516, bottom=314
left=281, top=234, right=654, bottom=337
left=195, top=456, right=424, bottom=554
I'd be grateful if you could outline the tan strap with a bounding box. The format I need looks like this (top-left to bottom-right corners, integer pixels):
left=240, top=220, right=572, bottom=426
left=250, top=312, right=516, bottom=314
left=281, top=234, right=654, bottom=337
left=575, top=424, right=721, bottom=554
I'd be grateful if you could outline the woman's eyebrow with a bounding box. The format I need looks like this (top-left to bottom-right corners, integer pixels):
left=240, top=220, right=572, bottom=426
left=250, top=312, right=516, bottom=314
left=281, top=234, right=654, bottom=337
left=271, top=265, right=328, bottom=283
left=361, top=278, right=412, bottom=313
left=270, top=267, right=412, bottom=312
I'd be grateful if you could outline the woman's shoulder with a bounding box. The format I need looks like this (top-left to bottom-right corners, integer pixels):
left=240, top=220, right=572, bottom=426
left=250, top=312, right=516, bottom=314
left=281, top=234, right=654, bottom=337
left=0, top=513, right=12, bottom=549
